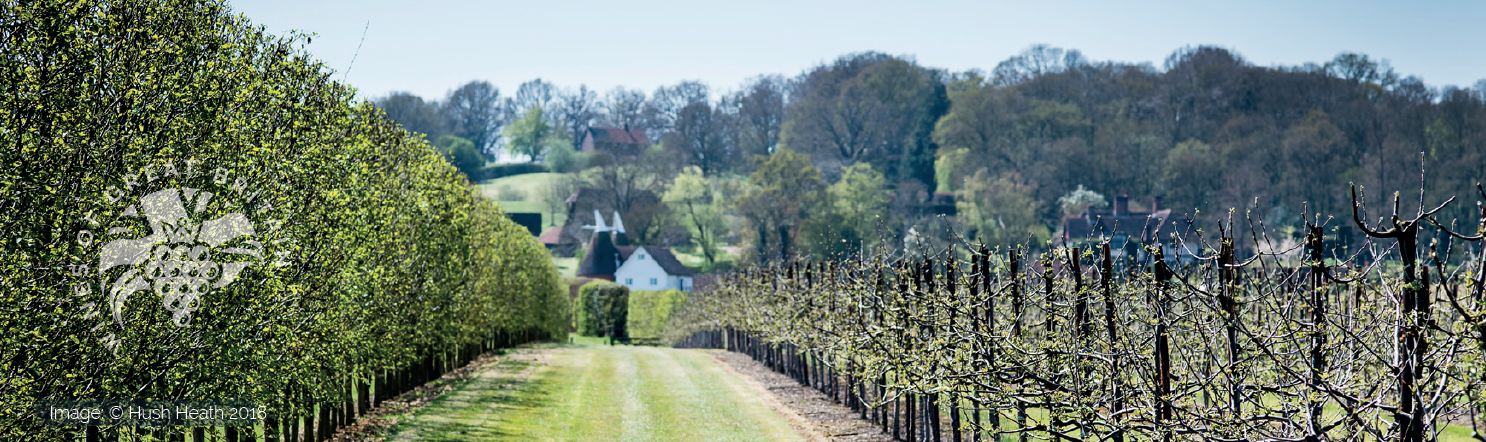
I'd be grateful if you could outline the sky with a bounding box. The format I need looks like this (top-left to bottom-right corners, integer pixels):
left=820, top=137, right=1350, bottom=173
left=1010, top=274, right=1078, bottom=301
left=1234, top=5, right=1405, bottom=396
left=227, top=0, right=1486, bottom=102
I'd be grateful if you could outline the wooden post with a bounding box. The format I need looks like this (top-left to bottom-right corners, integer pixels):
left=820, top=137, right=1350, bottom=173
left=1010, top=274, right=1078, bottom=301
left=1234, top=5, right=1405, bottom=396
left=1071, top=247, right=1089, bottom=339
left=1102, top=243, right=1123, bottom=442
left=1217, top=237, right=1240, bottom=421
left=1042, top=256, right=1054, bottom=334
left=1305, top=224, right=1327, bottom=436
left=1153, top=248, right=1173, bottom=441
left=1010, top=249, right=1027, bottom=442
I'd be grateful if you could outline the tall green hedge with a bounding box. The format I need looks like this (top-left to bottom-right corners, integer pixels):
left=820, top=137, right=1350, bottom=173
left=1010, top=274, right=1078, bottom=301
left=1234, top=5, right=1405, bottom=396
left=626, top=290, right=687, bottom=341
left=0, top=0, right=568, bottom=438
left=575, top=282, right=629, bottom=338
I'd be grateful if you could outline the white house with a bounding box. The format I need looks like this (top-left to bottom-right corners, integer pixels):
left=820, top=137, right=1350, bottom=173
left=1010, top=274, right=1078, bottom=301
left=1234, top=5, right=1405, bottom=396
left=614, top=246, right=693, bottom=292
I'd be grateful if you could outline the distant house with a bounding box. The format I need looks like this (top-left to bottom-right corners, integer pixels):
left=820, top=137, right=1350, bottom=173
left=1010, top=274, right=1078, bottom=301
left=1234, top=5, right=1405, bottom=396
left=614, top=246, right=693, bottom=292
left=580, top=125, right=650, bottom=158
left=1063, top=194, right=1196, bottom=262
left=537, top=226, right=563, bottom=249
left=575, top=211, right=694, bottom=291
left=551, top=187, right=661, bottom=256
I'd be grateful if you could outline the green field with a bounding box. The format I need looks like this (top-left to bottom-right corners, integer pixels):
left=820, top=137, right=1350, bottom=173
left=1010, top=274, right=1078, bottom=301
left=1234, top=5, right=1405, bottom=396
left=553, top=256, right=578, bottom=279
left=480, top=173, right=571, bottom=228
left=382, top=337, right=801, bottom=442
left=478, top=172, right=566, bottom=200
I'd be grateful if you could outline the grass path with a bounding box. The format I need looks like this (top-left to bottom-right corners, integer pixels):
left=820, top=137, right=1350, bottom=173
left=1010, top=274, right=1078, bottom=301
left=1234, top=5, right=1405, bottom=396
left=382, top=337, right=802, bottom=442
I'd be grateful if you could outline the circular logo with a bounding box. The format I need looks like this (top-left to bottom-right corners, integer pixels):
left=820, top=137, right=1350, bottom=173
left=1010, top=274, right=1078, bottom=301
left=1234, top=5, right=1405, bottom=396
left=70, top=160, right=293, bottom=353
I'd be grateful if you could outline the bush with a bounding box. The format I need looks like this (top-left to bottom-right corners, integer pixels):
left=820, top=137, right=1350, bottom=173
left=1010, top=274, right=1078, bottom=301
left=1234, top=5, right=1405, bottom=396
left=476, top=162, right=548, bottom=181
left=627, top=290, right=688, bottom=340
left=576, top=281, right=629, bottom=337
left=435, top=135, right=485, bottom=179
left=545, top=141, right=580, bottom=173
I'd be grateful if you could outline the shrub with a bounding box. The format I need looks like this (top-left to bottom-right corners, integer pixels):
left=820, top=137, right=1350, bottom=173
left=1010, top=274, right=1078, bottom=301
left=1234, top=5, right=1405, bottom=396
left=576, top=281, right=630, bottom=337
left=627, top=290, right=688, bottom=340
left=476, top=162, right=548, bottom=181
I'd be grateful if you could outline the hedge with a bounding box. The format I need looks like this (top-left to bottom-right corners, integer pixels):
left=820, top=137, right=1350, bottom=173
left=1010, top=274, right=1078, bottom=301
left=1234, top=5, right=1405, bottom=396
left=0, top=0, right=568, bottom=438
left=575, top=282, right=629, bottom=338
left=475, top=162, right=548, bottom=181
left=626, top=290, right=687, bottom=341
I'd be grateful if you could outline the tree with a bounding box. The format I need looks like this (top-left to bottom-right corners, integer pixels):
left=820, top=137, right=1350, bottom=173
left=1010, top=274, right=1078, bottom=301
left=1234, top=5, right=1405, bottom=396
left=503, top=106, right=566, bottom=162
left=442, top=80, right=505, bottom=159
left=664, top=101, right=733, bottom=173
left=434, top=135, right=485, bottom=179
left=933, top=147, right=969, bottom=193
left=781, top=53, right=941, bottom=179
left=663, top=166, right=725, bottom=267
left=541, top=175, right=580, bottom=227
left=556, top=85, right=601, bottom=147
left=583, top=147, right=676, bottom=245
left=957, top=169, right=1048, bottom=248
left=1057, top=185, right=1107, bottom=217
left=991, top=44, right=1086, bottom=87
left=902, top=81, right=949, bottom=188
left=1161, top=139, right=1222, bottom=212
left=1279, top=110, right=1349, bottom=217
left=603, top=87, right=647, bottom=129
left=825, top=162, right=889, bottom=250
left=733, top=149, right=824, bottom=262
left=644, top=81, right=710, bottom=141
left=1325, top=52, right=1396, bottom=86
left=727, top=75, right=789, bottom=162
left=511, top=78, right=557, bottom=115
left=375, top=92, right=450, bottom=140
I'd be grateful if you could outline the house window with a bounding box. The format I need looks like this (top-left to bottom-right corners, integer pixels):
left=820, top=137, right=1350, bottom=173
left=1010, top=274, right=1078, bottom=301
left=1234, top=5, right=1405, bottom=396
left=625, top=278, right=632, bottom=285
left=638, top=254, right=645, bottom=260
left=650, top=278, right=658, bottom=286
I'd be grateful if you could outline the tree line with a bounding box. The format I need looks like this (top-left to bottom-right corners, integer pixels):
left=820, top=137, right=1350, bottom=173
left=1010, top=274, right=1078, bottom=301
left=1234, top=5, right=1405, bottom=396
left=384, top=45, right=1486, bottom=264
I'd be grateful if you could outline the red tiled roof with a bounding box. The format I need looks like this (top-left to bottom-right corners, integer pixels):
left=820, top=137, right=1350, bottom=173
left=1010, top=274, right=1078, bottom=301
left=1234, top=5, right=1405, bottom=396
left=538, top=226, right=563, bottom=245
left=1063, top=209, right=1179, bottom=242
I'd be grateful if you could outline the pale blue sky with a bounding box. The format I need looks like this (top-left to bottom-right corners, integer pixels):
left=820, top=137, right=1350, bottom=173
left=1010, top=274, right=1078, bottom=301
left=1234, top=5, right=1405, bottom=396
left=227, top=0, right=1486, bottom=102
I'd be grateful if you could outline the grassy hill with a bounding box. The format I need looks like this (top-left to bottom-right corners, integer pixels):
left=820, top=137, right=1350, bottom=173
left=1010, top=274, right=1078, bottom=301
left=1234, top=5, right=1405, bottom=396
left=479, top=173, right=569, bottom=228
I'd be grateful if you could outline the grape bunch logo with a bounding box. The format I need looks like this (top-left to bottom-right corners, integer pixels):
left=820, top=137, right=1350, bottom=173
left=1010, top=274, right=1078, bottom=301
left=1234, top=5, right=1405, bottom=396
left=71, top=160, right=293, bottom=352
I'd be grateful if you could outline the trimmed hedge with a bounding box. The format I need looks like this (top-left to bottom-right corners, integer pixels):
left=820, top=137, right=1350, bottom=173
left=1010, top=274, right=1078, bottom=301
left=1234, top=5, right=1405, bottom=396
left=626, top=290, right=688, bottom=341
left=575, top=281, right=629, bottom=338
left=476, top=162, right=548, bottom=181
left=0, top=0, right=568, bottom=438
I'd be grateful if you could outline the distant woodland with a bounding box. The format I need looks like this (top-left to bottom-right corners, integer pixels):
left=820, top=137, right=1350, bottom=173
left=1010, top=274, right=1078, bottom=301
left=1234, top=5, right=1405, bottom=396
left=376, top=45, right=1486, bottom=263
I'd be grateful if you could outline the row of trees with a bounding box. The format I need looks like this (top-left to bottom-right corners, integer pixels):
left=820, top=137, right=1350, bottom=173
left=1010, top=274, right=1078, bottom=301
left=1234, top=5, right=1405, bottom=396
left=669, top=187, right=1486, bottom=441
left=0, top=0, right=569, bottom=439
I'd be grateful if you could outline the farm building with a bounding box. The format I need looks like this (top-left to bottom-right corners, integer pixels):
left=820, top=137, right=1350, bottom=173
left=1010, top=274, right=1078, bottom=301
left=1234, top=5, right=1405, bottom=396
left=575, top=211, right=694, bottom=291
left=1062, top=194, right=1198, bottom=263
left=580, top=125, right=650, bottom=158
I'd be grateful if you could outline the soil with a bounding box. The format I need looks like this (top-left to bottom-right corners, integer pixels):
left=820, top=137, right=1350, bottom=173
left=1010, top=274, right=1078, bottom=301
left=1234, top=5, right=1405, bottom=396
left=709, top=351, right=896, bottom=442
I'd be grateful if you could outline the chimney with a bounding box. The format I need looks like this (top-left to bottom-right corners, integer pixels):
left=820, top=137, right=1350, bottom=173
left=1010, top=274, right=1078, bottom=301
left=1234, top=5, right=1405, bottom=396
left=1114, top=194, right=1129, bottom=216
left=1151, top=196, right=1162, bottom=212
